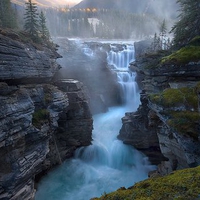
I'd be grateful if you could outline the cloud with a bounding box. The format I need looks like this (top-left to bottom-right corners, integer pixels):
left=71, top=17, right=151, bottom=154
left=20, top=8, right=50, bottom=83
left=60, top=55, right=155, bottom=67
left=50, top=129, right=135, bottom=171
left=11, top=0, right=82, bottom=7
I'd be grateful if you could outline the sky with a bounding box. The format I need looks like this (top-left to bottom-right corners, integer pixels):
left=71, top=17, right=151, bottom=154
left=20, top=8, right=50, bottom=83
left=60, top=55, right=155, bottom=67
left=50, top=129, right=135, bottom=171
left=11, top=0, right=82, bottom=7
left=60, top=0, right=82, bottom=6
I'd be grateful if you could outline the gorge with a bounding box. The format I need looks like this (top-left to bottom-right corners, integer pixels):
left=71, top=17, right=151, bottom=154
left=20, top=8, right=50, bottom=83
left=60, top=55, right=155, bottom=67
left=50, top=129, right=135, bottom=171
left=35, top=40, right=156, bottom=200
left=0, top=29, right=200, bottom=200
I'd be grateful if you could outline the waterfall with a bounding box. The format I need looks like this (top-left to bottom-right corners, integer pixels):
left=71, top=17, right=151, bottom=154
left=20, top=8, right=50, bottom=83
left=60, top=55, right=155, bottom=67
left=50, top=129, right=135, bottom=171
left=35, top=41, right=155, bottom=200
left=107, top=44, right=135, bottom=69
left=107, top=44, right=139, bottom=108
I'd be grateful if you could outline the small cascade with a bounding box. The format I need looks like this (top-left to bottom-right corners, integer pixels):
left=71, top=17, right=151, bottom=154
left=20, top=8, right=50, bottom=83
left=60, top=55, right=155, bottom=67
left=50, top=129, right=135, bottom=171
left=107, top=43, right=139, bottom=107
left=107, top=44, right=135, bottom=69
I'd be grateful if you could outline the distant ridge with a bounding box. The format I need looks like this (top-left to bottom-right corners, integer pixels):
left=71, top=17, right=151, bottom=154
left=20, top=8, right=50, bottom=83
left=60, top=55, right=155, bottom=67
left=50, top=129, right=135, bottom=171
left=11, top=0, right=178, bottom=18
left=74, top=0, right=178, bottom=17
left=11, top=0, right=72, bottom=7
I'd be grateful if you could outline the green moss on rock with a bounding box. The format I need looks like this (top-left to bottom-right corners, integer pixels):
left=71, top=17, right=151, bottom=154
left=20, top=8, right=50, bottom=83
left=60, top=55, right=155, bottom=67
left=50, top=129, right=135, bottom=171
left=149, top=87, right=198, bottom=110
left=149, top=86, right=200, bottom=139
left=92, top=166, right=200, bottom=200
left=161, top=45, right=200, bottom=65
left=144, top=50, right=171, bottom=69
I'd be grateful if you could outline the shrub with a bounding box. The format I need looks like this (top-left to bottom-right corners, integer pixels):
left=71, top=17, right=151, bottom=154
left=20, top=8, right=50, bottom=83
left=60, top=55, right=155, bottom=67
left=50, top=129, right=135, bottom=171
left=32, top=109, right=49, bottom=128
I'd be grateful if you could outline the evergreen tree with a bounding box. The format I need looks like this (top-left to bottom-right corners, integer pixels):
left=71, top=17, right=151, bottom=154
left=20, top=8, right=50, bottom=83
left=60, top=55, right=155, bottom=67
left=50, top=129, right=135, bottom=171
left=171, top=0, right=200, bottom=47
left=152, top=33, right=160, bottom=51
left=160, top=19, right=167, bottom=39
left=0, top=0, right=17, bottom=28
left=160, top=19, right=167, bottom=50
left=39, top=11, right=50, bottom=41
left=24, top=0, right=39, bottom=39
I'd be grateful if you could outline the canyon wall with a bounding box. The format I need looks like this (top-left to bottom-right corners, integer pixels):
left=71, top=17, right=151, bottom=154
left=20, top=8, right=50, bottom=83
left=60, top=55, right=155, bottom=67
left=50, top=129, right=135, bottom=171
left=0, top=30, right=93, bottom=200
left=119, top=40, right=200, bottom=174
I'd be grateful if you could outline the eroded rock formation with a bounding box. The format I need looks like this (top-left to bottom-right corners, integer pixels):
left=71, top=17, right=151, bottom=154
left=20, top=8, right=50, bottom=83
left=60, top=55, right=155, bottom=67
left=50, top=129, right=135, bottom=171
left=0, top=30, right=93, bottom=199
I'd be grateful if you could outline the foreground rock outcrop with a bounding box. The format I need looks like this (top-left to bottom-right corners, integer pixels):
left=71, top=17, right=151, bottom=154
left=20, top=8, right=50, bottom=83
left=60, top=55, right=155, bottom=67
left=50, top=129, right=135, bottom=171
left=119, top=39, right=200, bottom=174
left=0, top=30, right=93, bottom=200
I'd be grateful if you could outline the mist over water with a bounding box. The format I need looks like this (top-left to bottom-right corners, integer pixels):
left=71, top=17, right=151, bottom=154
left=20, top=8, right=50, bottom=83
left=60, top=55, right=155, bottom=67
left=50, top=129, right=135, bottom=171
left=35, top=41, right=156, bottom=200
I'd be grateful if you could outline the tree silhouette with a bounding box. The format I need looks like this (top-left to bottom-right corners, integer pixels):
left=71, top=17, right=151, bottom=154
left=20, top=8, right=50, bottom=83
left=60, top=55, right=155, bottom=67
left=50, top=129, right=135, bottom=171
left=39, top=11, right=50, bottom=41
left=171, top=0, right=200, bottom=47
left=24, top=0, right=39, bottom=40
left=159, top=19, right=167, bottom=50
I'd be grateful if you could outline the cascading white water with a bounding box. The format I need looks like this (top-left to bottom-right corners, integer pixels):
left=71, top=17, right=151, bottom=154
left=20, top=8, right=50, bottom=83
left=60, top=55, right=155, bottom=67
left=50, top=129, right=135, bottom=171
left=35, top=42, right=155, bottom=200
left=108, top=44, right=135, bottom=69
left=107, top=44, right=139, bottom=107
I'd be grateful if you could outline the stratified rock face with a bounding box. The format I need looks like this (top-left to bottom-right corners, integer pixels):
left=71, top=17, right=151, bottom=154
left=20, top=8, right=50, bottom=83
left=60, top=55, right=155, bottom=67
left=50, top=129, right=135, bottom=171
left=0, top=84, right=49, bottom=200
left=119, top=40, right=200, bottom=174
left=0, top=80, right=93, bottom=200
left=0, top=30, right=61, bottom=84
left=148, top=99, right=200, bottom=173
left=0, top=30, right=93, bottom=199
left=49, top=79, right=93, bottom=164
left=118, top=94, right=166, bottom=165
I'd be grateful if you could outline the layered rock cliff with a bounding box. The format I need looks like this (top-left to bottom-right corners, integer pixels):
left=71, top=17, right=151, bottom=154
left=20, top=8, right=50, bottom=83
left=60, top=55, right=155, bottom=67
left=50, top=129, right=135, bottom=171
left=0, top=29, right=61, bottom=84
left=119, top=39, right=200, bottom=174
left=0, top=30, right=93, bottom=199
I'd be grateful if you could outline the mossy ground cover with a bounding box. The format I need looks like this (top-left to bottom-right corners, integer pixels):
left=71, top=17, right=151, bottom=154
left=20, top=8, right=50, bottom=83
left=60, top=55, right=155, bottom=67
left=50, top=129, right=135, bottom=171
left=161, top=45, right=200, bottom=65
left=0, top=28, right=55, bottom=50
left=149, top=87, right=198, bottom=110
left=157, top=36, right=200, bottom=66
left=92, top=166, right=200, bottom=200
